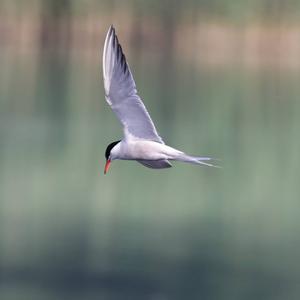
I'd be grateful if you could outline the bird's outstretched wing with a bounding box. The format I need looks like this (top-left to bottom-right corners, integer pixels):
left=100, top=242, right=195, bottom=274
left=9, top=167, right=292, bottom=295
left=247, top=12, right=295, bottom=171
left=103, top=25, right=164, bottom=143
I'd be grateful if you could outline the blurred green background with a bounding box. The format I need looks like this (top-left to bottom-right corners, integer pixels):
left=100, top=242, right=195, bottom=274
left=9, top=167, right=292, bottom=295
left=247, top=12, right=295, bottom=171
left=1, top=0, right=300, bottom=299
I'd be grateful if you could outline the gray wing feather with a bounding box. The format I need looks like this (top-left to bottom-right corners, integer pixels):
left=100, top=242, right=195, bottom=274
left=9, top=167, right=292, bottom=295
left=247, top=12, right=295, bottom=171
left=137, top=159, right=172, bottom=169
left=103, top=26, right=164, bottom=143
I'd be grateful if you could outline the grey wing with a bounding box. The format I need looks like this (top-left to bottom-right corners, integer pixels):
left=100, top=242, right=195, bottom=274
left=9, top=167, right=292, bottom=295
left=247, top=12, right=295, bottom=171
left=103, top=25, right=164, bottom=143
left=137, top=160, right=172, bottom=169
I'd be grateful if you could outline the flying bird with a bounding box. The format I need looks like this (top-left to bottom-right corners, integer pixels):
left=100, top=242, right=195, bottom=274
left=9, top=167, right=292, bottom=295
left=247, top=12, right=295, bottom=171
left=103, top=25, right=218, bottom=174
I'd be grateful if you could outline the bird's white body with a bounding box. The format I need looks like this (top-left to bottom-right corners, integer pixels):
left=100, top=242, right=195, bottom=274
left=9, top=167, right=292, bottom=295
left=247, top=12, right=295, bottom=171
left=109, top=138, right=216, bottom=168
left=102, top=26, right=219, bottom=172
left=111, top=140, right=182, bottom=161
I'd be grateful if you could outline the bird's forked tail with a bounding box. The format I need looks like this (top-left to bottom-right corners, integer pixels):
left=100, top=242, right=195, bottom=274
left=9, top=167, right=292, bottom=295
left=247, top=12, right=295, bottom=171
left=175, top=153, right=221, bottom=168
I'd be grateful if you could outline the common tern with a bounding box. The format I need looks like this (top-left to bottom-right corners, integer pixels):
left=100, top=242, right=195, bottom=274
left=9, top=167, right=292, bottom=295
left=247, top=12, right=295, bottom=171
left=103, top=25, right=218, bottom=174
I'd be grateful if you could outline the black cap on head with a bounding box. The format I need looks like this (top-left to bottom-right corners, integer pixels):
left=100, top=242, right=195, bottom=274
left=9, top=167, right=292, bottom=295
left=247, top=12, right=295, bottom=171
left=105, top=140, right=121, bottom=160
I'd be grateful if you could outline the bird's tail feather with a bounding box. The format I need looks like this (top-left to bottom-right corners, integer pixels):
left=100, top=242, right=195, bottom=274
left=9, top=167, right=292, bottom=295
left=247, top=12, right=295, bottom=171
left=175, top=154, right=221, bottom=168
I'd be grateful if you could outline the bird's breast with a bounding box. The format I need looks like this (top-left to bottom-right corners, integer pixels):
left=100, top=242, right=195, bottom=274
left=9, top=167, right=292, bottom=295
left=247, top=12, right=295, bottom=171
left=119, top=140, right=177, bottom=160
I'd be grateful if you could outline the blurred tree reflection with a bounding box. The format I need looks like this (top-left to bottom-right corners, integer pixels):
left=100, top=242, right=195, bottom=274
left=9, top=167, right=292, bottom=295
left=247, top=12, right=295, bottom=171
left=38, top=0, right=71, bottom=117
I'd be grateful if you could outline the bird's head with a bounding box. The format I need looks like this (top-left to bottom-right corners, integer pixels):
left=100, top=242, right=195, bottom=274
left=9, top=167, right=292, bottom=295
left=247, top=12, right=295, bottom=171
left=104, top=140, right=121, bottom=174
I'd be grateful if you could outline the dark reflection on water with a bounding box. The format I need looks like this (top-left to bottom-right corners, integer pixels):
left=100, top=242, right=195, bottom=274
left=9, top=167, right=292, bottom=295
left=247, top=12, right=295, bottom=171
left=0, top=249, right=293, bottom=300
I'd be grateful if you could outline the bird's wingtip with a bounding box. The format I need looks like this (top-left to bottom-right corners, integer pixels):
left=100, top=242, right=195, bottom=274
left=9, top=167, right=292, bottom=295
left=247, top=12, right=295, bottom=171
left=109, top=24, right=115, bottom=34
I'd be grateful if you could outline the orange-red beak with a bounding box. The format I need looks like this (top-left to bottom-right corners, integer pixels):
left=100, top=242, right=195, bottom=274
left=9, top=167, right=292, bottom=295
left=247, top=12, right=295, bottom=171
left=104, top=159, right=111, bottom=174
